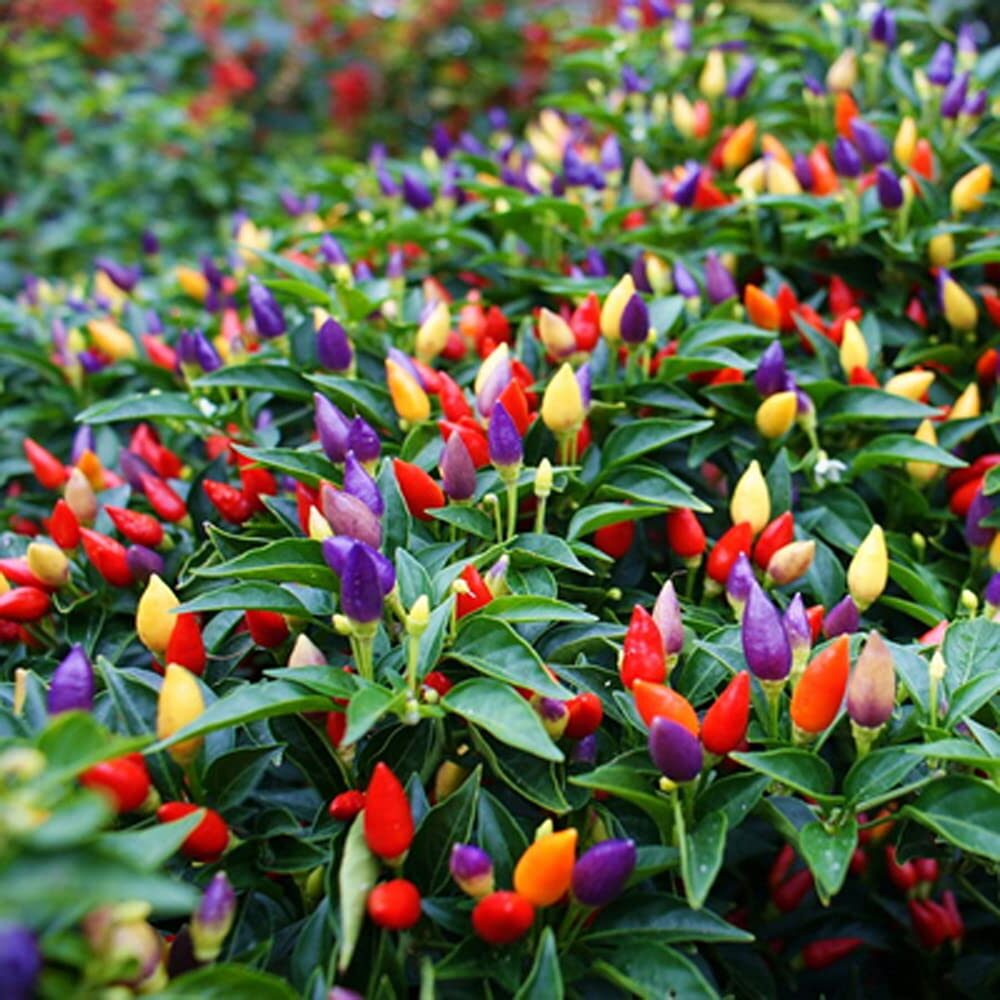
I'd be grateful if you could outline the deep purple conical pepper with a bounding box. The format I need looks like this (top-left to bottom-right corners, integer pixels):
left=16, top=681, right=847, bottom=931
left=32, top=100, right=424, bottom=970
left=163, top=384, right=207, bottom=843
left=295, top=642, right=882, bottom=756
left=343, top=452, right=384, bottom=516
left=754, top=341, right=787, bottom=397
left=926, top=43, right=954, bottom=86
left=320, top=234, right=348, bottom=266
left=870, top=6, right=896, bottom=47
left=965, top=489, right=995, bottom=548
left=783, top=593, right=812, bottom=663
left=145, top=310, right=163, bottom=335
left=376, top=165, right=398, bottom=198
left=600, top=135, right=623, bottom=174
left=985, top=571, right=1000, bottom=610
left=340, top=543, right=385, bottom=623
left=823, top=595, right=860, bottom=638
left=649, top=717, right=703, bottom=782
left=322, top=538, right=395, bottom=595
left=202, top=257, right=224, bottom=291
left=190, top=872, right=237, bottom=962
left=440, top=433, right=476, bottom=501
left=96, top=257, right=140, bottom=292
left=320, top=486, right=382, bottom=549
left=191, top=330, right=222, bottom=373
left=584, top=248, right=607, bottom=278
left=672, top=165, right=701, bottom=208
left=571, top=732, right=598, bottom=764
left=347, top=417, right=380, bottom=464
left=0, top=923, right=42, bottom=1000
left=876, top=167, right=904, bottom=209
left=126, top=545, right=164, bottom=584
left=314, top=394, right=351, bottom=463
left=402, top=171, right=434, bottom=211
left=704, top=252, right=738, bottom=304
left=140, top=229, right=160, bottom=255
left=964, top=89, right=988, bottom=117
left=793, top=153, right=814, bottom=191
left=431, top=123, right=453, bottom=159
left=619, top=294, right=650, bottom=346
left=572, top=839, right=637, bottom=907
left=726, top=57, right=756, bottom=99
left=674, top=261, right=699, bottom=298
left=850, top=119, right=889, bottom=166
left=317, top=318, right=353, bottom=372
left=727, top=552, right=756, bottom=608
left=631, top=254, right=652, bottom=294
left=78, top=350, right=106, bottom=374
left=742, top=584, right=792, bottom=682
left=940, top=71, right=970, bottom=119
left=832, top=137, right=863, bottom=178
left=488, top=402, right=523, bottom=469
left=248, top=279, right=286, bottom=339
left=48, top=644, right=95, bottom=714
left=71, top=425, right=95, bottom=464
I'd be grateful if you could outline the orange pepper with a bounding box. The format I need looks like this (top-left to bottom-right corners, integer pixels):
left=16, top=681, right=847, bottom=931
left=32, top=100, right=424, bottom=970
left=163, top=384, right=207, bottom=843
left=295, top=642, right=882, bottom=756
left=790, top=635, right=850, bottom=734
left=721, top=119, right=757, bottom=171
left=744, top=285, right=780, bottom=331
left=808, top=144, right=840, bottom=195
left=633, top=680, right=700, bottom=736
left=834, top=92, right=859, bottom=138
left=386, top=358, right=431, bottom=423
left=513, top=828, right=578, bottom=906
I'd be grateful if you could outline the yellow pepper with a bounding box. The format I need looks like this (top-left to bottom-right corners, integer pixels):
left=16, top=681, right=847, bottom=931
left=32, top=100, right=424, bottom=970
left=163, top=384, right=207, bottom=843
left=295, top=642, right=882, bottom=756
left=538, top=308, right=575, bottom=358
left=87, top=319, right=137, bottom=361
left=906, top=419, right=939, bottom=485
left=839, top=319, right=869, bottom=375
left=414, top=301, right=450, bottom=364
left=671, top=94, right=696, bottom=138
left=513, top=828, right=578, bottom=906
left=474, top=343, right=509, bottom=397
left=157, top=663, right=205, bottom=766
left=175, top=265, right=209, bottom=302
left=883, top=370, right=934, bottom=400
left=26, top=543, right=69, bottom=588
left=941, top=275, right=977, bottom=331
left=927, top=233, right=955, bottom=268
left=730, top=460, right=771, bottom=535
left=540, top=363, right=585, bottom=436
left=308, top=507, right=333, bottom=541
left=136, top=574, right=179, bottom=655
left=989, top=532, right=1000, bottom=571
left=765, top=159, right=802, bottom=196
left=699, top=50, right=727, bottom=99
left=951, top=163, right=992, bottom=216
left=949, top=382, right=981, bottom=421
left=64, top=468, right=97, bottom=524
left=894, top=116, right=917, bottom=168
left=847, top=524, right=888, bottom=610
left=600, top=274, right=636, bottom=342
left=386, top=358, right=431, bottom=424
left=755, top=391, right=798, bottom=439
left=826, top=48, right=857, bottom=93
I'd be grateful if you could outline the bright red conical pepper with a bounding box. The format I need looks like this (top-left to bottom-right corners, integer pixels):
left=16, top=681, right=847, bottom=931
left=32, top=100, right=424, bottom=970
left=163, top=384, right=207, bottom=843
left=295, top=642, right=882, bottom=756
left=752, top=512, right=794, bottom=570
left=665, top=508, right=706, bottom=561
left=701, top=671, right=751, bottom=755
left=204, top=480, right=253, bottom=524
left=706, top=522, right=754, bottom=585
left=437, top=371, right=472, bottom=422
left=564, top=691, right=603, bottom=739
left=165, top=612, right=206, bottom=675
left=157, top=802, right=230, bottom=862
left=80, top=528, right=134, bottom=587
left=620, top=606, right=665, bottom=689
left=139, top=473, right=187, bottom=523
left=81, top=754, right=151, bottom=813
left=393, top=459, right=445, bottom=522
left=24, top=438, right=67, bottom=490
left=456, top=564, right=492, bottom=619
left=49, top=499, right=81, bottom=549
left=106, top=506, right=164, bottom=548
left=0, top=587, right=51, bottom=622
left=801, top=937, right=863, bottom=970
left=364, top=762, right=414, bottom=862
left=245, top=609, right=288, bottom=648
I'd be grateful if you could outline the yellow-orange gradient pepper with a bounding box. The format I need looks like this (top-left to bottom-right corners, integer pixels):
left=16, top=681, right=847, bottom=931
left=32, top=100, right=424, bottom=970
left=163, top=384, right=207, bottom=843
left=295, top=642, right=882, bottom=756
left=386, top=358, right=431, bottom=424
left=513, top=828, right=578, bottom=906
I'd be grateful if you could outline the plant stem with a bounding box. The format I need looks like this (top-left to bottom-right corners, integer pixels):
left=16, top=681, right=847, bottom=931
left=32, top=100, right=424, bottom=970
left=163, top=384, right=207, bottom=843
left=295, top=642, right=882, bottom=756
left=534, top=495, right=548, bottom=534
left=505, top=478, right=518, bottom=540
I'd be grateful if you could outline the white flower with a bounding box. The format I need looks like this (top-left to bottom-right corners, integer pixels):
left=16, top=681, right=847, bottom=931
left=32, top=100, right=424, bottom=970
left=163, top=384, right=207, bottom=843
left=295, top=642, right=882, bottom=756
left=814, top=450, right=847, bottom=486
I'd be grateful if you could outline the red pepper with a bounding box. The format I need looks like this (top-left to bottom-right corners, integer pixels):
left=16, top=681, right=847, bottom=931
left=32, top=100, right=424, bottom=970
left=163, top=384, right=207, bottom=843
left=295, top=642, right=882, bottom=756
left=593, top=519, right=635, bottom=558
left=363, top=762, right=414, bottom=862
left=438, top=420, right=489, bottom=468
left=105, top=506, right=164, bottom=548
left=665, top=509, right=707, bottom=561
left=828, top=275, right=859, bottom=317
left=706, top=522, right=754, bottom=585
left=806, top=604, right=825, bottom=643
left=326, top=709, right=347, bottom=747
left=131, top=424, right=183, bottom=480
left=885, top=846, right=916, bottom=892
left=949, top=476, right=984, bottom=518
left=328, top=789, right=365, bottom=821
left=141, top=334, right=177, bottom=371
left=570, top=292, right=601, bottom=352
left=0, top=557, right=53, bottom=591
left=976, top=348, right=999, bottom=383
left=946, top=454, right=1000, bottom=494
left=455, top=564, right=492, bottom=619
left=801, top=937, right=863, bottom=970
left=775, top=283, right=799, bottom=333
left=848, top=848, right=868, bottom=877
left=204, top=480, right=254, bottom=524
left=564, top=692, right=603, bottom=740
left=236, top=456, right=278, bottom=513
left=752, top=512, right=794, bottom=570
left=495, top=379, right=532, bottom=436
left=619, top=605, right=665, bottom=690
left=0, top=587, right=51, bottom=622
left=366, top=879, right=422, bottom=930
left=294, top=481, right=319, bottom=535
left=156, top=802, right=230, bottom=862
left=913, top=857, right=940, bottom=887
left=165, top=612, right=206, bottom=675
left=80, top=528, right=134, bottom=587
left=438, top=372, right=473, bottom=421
left=81, top=754, right=151, bottom=813
left=245, top=609, right=289, bottom=648
left=472, top=891, right=535, bottom=945
left=139, top=473, right=187, bottom=523
left=393, top=459, right=445, bottom=522
left=49, top=499, right=81, bottom=549
left=772, top=868, right=814, bottom=913
left=23, top=438, right=68, bottom=490
left=422, top=671, right=453, bottom=698
left=769, top=844, right=796, bottom=892
left=905, top=295, right=928, bottom=328
left=700, top=671, right=751, bottom=755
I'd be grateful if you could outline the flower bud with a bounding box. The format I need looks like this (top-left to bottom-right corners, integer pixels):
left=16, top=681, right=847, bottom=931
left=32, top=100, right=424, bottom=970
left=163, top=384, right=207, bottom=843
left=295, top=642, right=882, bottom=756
left=314, top=394, right=351, bottom=463
left=191, top=872, right=237, bottom=962
left=726, top=552, right=756, bottom=617
left=440, top=432, right=477, bottom=501
left=572, top=839, right=637, bottom=908
left=619, top=293, right=651, bottom=346
left=534, top=459, right=553, bottom=499
left=450, top=844, right=495, bottom=898
left=488, top=402, right=523, bottom=471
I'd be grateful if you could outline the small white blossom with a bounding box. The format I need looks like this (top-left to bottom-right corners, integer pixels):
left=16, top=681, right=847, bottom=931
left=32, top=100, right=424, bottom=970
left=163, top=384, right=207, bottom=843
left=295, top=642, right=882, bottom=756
left=814, top=450, right=847, bottom=485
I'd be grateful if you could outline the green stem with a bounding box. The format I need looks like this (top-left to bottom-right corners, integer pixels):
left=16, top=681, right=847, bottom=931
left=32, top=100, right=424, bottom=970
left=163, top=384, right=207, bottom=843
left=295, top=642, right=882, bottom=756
left=958, top=875, right=1000, bottom=922
left=534, top=495, right=548, bottom=534
left=672, top=789, right=688, bottom=873
left=855, top=774, right=939, bottom=814
left=406, top=633, right=421, bottom=696
left=185, top=762, right=205, bottom=803
left=505, top=478, right=518, bottom=541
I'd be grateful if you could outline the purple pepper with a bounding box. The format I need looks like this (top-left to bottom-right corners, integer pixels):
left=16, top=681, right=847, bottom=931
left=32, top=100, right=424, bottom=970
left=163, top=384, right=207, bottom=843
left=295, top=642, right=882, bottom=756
left=48, top=644, right=95, bottom=714
left=832, top=137, right=863, bottom=178
left=449, top=844, right=494, bottom=897
left=314, top=394, right=351, bottom=463
left=793, top=153, right=814, bottom=191
left=347, top=418, right=380, bottom=465
left=963, top=89, right=988, bottom=117
left=600, top=135, right=623, bottom=174
left=488, top=402, right=523, bottom=469
left=317, top=318, right=353, bottom=372
left=386, top=248, right=406, bottom=281
left=431, top=124, right=453, bottom=159
left=584, top=248, right=607, bottom=278
left=869, top=7, right=896, bottom=47
left=339, top=543, right=386, bottom=623
left=672, top=165, right=701, bottom=208
left=649, top=717, right=703, bottom=782
left=320, top=486, right=383, bottom=549
left=571, top=732, right=598, bottom=764
left=652, top=579, right=684, bottom=658
left=964, top=489, right=994, bottom=548
left=71, top=425, right=96, bottom=464
left=343, top=452, right=384, bottom=516
left=940, top=71, right=969, bottom=119
left=576, top=362, right=592, bottom=410
left=823, top=595, right=860, bottom=638
left=846, top=630, right=896, bottom=729
left=742, top=584, right=792, bottom=682
left=673, top=261, right=699, bottom=299
left=725, top=57, right=756, bottom=100
left=141, top=229, right=159, bottom=255
left=402, top=171, right=434, bottom=211
left=320, top=234, right=348, bottom=266
left=190, top=872, right=237, bottom=962
left=96, top=257, right=140, bottom=292
left=803, top=73, right=825, bottom=96
left=619, top=294, right=650, bottom=346
left=376, top=166, right=399, bottom=198
left=475, top=355, right=512, bottom=418
left=926, top=43, right=954, bottom=86
left=440, top=433, right=477, bottom=501
left=754, top=341, right=787, bottom=397
left=876, top=167, right=904, bottom=209
left=672, top=17, right=692, bottom=52
left=572, top=839, right=637, bottom=907
left=621, top=65, right=649, bottom=94
left=248, top=279, right=286, bottom=339
left=119, top=450, right=155, bottom=491
left=704, top=252, right=738, bottom=304
left=850, top=119, right=889, bottom=166
left=322, top=538, right=394, bottom=595
left=126, top=545, right=164, bottom=584
left=783, top=593, right=812, bottom=662
left=726, top=552, right=756, bottom=609
left=145, top=310, right=163, bottom=335
left=191, top=330, right=222, bottom=373
left=985, top=571, right=1000, bottom=609
left=0, top=923, right=42, bottom=1000
left=78, top=351, right=106, bottom=374
left=201, top=257, right=224, bottom=291
left=487, top=107, right=509, bottom=132
left=279, top=190, right=305, bottom=217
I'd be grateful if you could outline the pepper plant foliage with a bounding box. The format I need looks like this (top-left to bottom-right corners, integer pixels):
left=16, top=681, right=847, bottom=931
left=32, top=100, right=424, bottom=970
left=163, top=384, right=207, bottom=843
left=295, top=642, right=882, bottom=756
left=4, top=2, right=1000, bottom=998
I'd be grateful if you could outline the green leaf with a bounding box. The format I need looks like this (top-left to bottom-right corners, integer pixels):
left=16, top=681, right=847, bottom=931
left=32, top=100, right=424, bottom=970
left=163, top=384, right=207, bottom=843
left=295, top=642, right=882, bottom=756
left=443, top=680, right=563, bottom=761
left=515, top=928, right=564, bottom=1000
left=820, top=388, right=937, bottom=425
left=695, top=773, right=769, bottom=830
left=344, top=685, right=399, bottom=745
left=584, top=893, right=753, bottom=944
left=594, top=945, right=721, bottom=1000
left=599, top=463, right=711, bottom=511
left=798, top=818, right=857, bottom=903
left=602, top=419, right=713, bottom=468
left=77, top=391, right=208, bottom=425
left=338, top=812, right=380, bottom=972
left=511, top=533, right=593, bottom=576
left=729, top=749, right=836, bottom=801
left=176, top=582, right=313, bottom=616
left=427, top=504, right=495, bottom=539
left=945, top=671, right=1000, bottom=727
left=483, top=597, right=596, bottom=624
left=842, top=747, right=921, bottom=804
left=450, top=617, right=571, bottom=698
left=158, top=965, right=300, bottom=999
left=942, top=619, right=1000, bottom=693
left=99, top=810, right=205, bottom=870
left=193, top=361, right=311, bottom=399
left=308, top=374, right=392, bottom=427
left=150, top=680, right=331, bottom=751
left=851, top=434, right=966, bottom=473
left=901, top=776, right=1000, bottom=861
left=567, top=502, right=668, bottom=540
left=682, top=811, right=727, bottom=910
left=470, top=730, right=570, bottom=813
left=406, top=767, right=482, bottom=893
left=192, top=539, right=336, bottom=589
left=571, top=751, right=673, bottom=830
left=263, top=667, right=357, bottom=700
left=231, top=445, right=333, bottom=487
